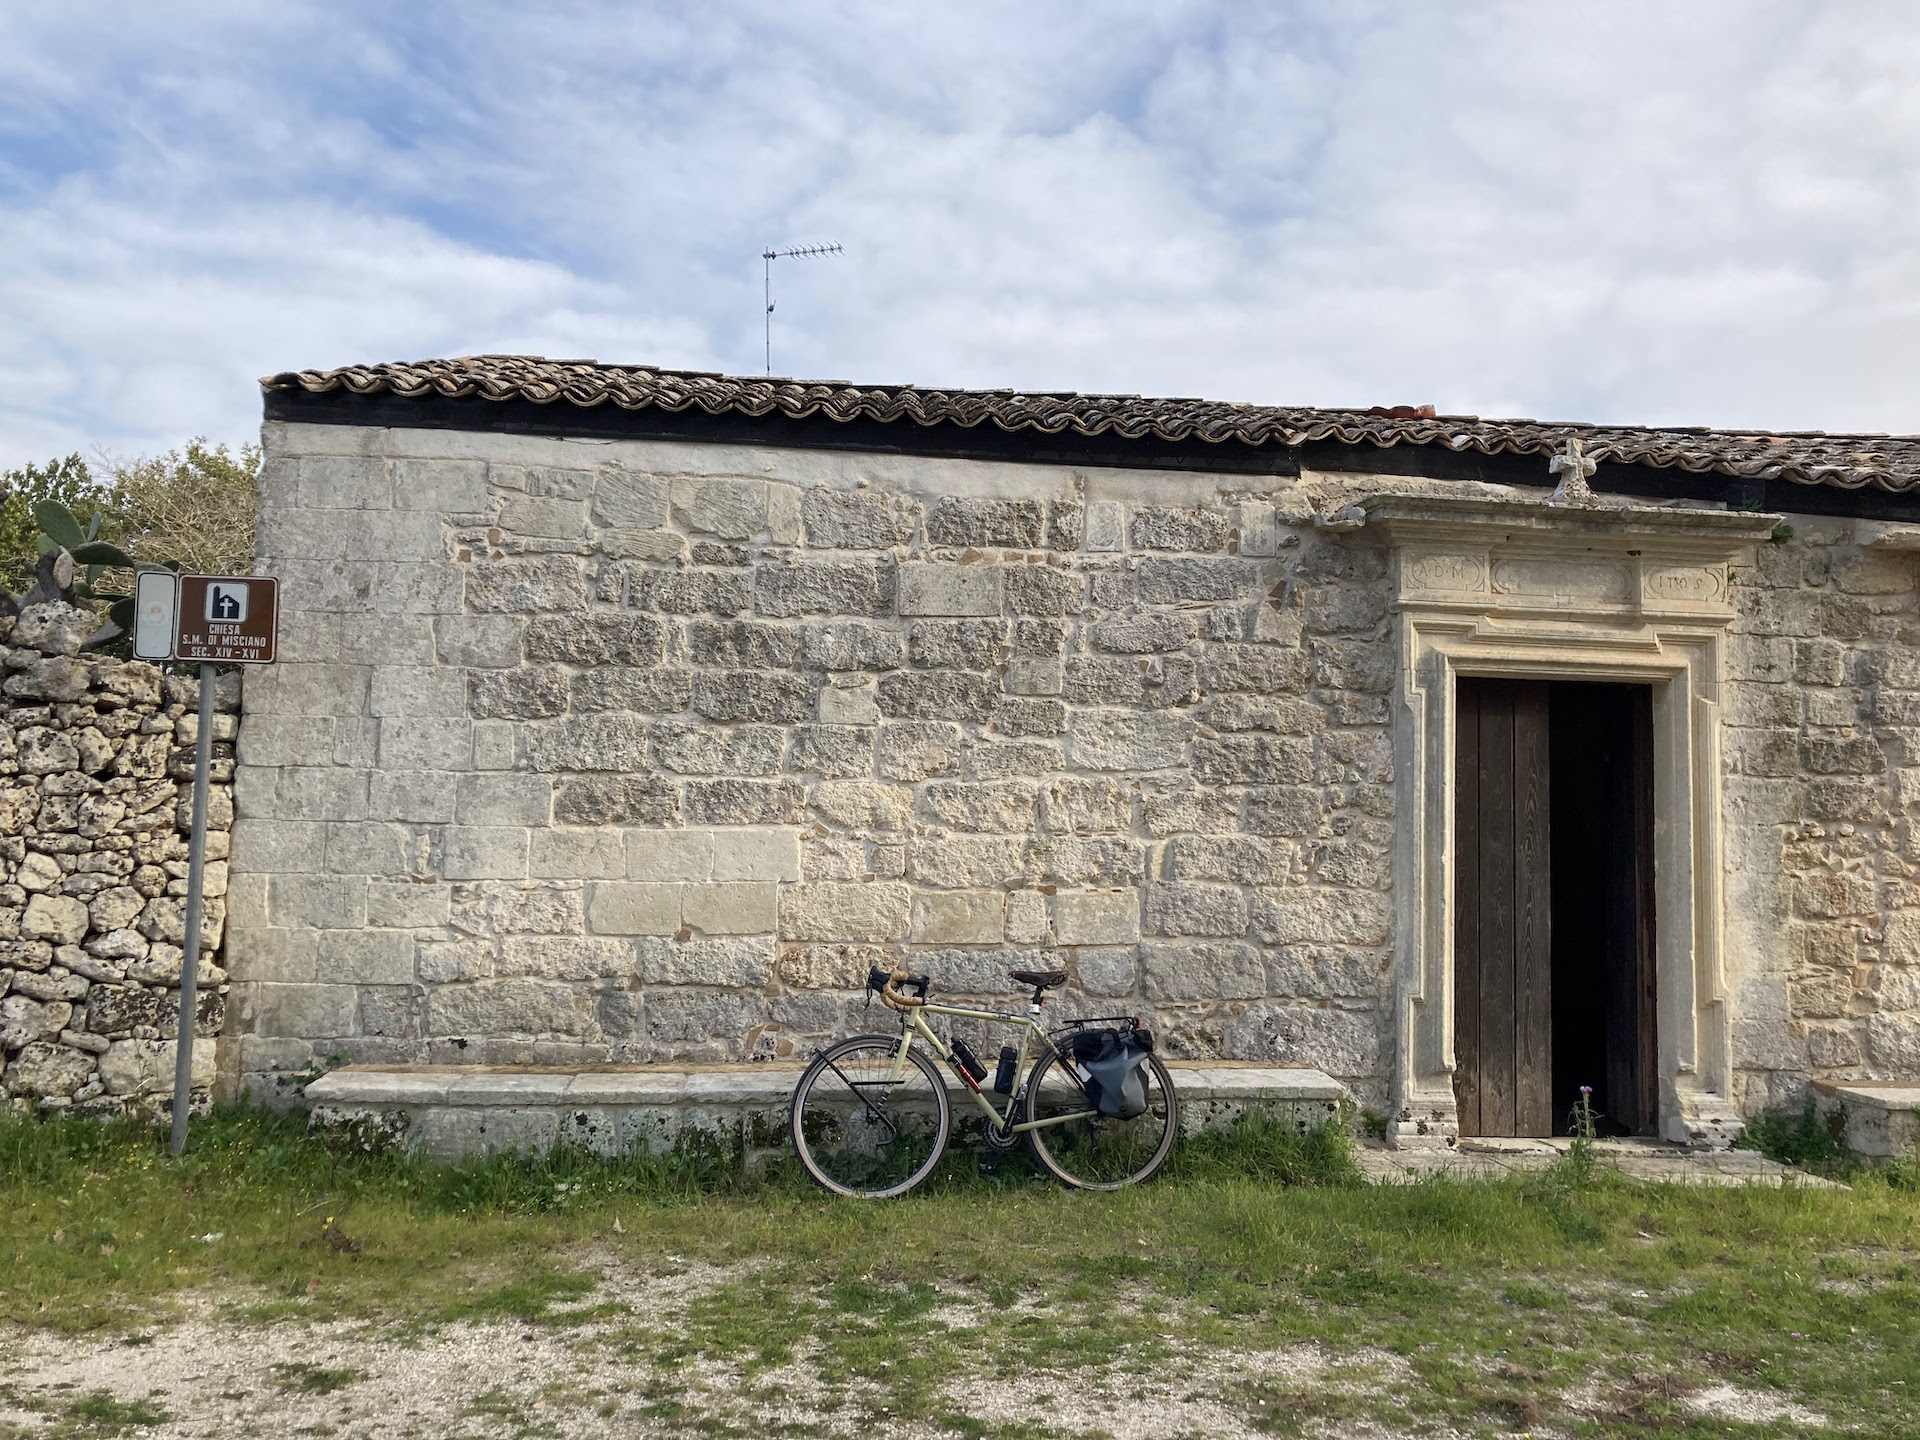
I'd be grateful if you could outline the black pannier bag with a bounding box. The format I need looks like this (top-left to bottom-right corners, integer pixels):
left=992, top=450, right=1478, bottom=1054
left=1063, top=1027, right=1155, bottom=1119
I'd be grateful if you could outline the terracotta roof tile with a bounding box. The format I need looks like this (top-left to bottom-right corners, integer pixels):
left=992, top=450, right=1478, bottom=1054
left=262, top=356, right=1920, bottom=494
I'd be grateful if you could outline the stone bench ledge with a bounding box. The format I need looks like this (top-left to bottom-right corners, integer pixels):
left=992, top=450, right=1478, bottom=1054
left=1813, top=1080, right=1920, bottom=1158
left=304, top=1061, right=1346, bottom=1109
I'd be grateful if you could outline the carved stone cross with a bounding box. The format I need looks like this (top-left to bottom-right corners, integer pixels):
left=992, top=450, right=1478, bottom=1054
left=1549, top=436, right=1599, bottom=506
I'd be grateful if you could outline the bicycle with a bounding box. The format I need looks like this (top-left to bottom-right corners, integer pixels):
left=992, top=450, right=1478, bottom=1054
left=788, top=965, right=1179, bottom=1198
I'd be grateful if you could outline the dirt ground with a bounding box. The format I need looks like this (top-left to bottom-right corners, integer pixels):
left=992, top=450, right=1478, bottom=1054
left=0, top=1259, right=1830, bottom=1440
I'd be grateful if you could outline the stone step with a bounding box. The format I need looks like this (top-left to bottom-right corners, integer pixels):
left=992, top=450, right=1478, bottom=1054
left=304, top=1061, right=1346, bottom=1161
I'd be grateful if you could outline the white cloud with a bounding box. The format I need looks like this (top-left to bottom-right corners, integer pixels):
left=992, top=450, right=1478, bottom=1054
left=0, top=0, right=1916, bottom=469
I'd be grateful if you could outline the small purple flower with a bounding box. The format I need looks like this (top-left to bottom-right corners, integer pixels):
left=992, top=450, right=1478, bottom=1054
left=1580, top=1085, right=1593, bottom=1096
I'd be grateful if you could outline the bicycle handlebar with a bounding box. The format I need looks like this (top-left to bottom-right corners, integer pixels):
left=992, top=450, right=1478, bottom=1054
left=867, top=966, right=930, bottom=1012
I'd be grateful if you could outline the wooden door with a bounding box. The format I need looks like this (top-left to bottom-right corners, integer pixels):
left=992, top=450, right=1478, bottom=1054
left=1454, top=677, right=1553, bottom=1137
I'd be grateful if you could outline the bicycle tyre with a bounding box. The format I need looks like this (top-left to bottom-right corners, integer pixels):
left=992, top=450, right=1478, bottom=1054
left=790, top=1035, right=952, bottom=1198
left=1023, top=1047, right=1178, bottom=1191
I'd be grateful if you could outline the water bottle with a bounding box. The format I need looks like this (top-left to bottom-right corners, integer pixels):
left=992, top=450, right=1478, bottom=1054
left=993, top=1045, right=1018, bottom=1094
left=951, top=1039, right=987, bottom=1083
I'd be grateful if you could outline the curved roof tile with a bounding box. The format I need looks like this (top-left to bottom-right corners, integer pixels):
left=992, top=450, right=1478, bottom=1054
left=262, top=356, right=1920, bottom=494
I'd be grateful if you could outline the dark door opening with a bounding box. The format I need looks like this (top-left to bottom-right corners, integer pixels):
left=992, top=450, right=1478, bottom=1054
left=1454, top=677, right=1658, bottom=1138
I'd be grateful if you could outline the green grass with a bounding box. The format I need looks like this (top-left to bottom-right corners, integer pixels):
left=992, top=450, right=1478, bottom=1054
left=3, top=1106, right=1919, bottom=1437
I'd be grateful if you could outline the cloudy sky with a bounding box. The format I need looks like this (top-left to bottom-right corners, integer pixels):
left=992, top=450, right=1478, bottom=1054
left=1, top=2, right=1915, bottom=469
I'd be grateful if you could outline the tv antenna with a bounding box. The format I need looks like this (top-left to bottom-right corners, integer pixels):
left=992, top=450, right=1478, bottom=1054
left=762, top=242, right=843, bottom=375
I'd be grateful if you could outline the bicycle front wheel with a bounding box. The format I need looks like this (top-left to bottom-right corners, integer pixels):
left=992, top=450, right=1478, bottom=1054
left=791, top=1036, right=952, bottom=1198
left=1024, top=1048, right=1178, bottom=1191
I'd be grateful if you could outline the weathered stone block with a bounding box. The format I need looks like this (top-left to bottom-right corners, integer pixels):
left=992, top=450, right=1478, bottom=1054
left=1054, top=890, right=1140, bottom=945
left=1136, top=558, right=1251, bottom=604
left=911, top=890, right=1006, bottom=945
left=1005, top=890, right=1050, bottom=946
left=802, top=488, right=918, bottom=549
left=898, top=563, right=1002, bottom=617
left=689, top=619, right=799, bottom=668
left=0, top=994, right=72, bottom=1048
left=710, top=828, right=802, bottom=882
left=1201, top=644, right=1308, bottom=694
left=779, top=883, right=912, bottom=942
left=816, top=679, right=880, bottom=725
left=998, top=699, right=1066, bottom=738
left=755, top=560, right=895, bottom=617
left=681, top=882, right=777, bottom=935
left=443, top=827, right=530, bottom=881
left=3, top=1041, right=94, bottom=1099
left=393, top=457, right=487, bottom=511
left=21, top=894, right=88, bottom=945
left=1252, top=888, right=1391, bottom=946
left=1129, top=507, right=1230, bottom=551
left=367, top=880, right=452, bottom=929
left=428, top=979, right=595, bottom=1038
left=1005, top=658, right=1062, bottom=695
left=908, top=619, right=1005, bottom=669
left=773, top=942, right=880, bottom=990
left=528, top=714, right=649, bottom=772
left=1003, top=566, right=1084, bottom=615
left=671, top=477, right=765, bottom=539
left=588, top=882, right=681, bottom=935
left=682, top=779, right=806, bottom=826
left=465, top=556, right=589, bottom=613
left=1221, top=1003, right=1378, bottom=1076
left=878, top=672, right=997, bottom=722
left=812, top=782, right=913, bottom=831
left=649, top=722, right=784, bottom=776
left=789, top=725, right=874, bottom=778
left=525, top=614, right=665, bottom=666
left=530, top=827, right=626, bottom=880
left=636, top=935, right=769, bottom=987
left=626, top=830, right=714, bottom=882
left=920, top=781, right=1037, bottom=833
left=908, top=837, right=1027, bottom=889
left=552, top=776, right=679, bottom=826
left=570, top=667, right=694, bottom=714
left=368, top=666, right=467, bottom=719
left=591, top=469, right=670, bottom=528
left=1142, top=940, right=1266, bottom=999
left=1194, top=735, right=1313, bottom=785
left=1800, top=735, right=1887, bottom=775
left=1145, top=883, right=1249, bottom=938
left=927, top=496, right=1044, bottom=549
left=1090, top=613, right=1192, bottom=654
left=626, top=569, right=752, bottom=616
left=470, top=667, right=569, bottom=720
left=692, top=671, right=813, bottom=724
left=317, top=929, right=415, bottom=985
left=456, top=774, right=552, bottom=827
left=799, top=621, right=905, bottom=671
left=378, top=717, right=472, bottom=770
left=499, top=496, right=587, bottom=539
left=1070, top=711, right=1193, bottom=771
left=1040, top=777, right=1134, bottom=833
left=1083, top=501, right=1125, bottom=552
left=1031, top=836, right=1146, bottom=886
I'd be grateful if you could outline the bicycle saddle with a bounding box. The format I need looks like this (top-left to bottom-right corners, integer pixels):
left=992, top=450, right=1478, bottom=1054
left=1008, top=969, right=1068, bottom=990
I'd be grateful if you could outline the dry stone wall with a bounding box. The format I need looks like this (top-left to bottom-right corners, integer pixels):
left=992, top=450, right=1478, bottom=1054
left=228, top=426, right=1397, bottom=1106
left=0, top=602, right=234, bottom=1115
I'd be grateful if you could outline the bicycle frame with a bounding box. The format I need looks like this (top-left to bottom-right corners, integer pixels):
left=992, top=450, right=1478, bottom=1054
left=884, top=998, right=1096, bottom=1133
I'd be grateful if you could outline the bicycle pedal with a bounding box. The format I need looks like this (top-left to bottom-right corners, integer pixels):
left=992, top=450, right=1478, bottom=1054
left=978, top=1152, right=1000, bottom=1175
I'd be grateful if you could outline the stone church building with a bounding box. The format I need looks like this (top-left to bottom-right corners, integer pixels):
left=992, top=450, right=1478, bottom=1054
left=223, top=356, right=1920, bottom=1149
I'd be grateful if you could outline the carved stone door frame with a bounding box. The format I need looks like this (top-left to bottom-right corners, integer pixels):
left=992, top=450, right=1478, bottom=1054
left=1364, top=496, right=1780, bottom=1148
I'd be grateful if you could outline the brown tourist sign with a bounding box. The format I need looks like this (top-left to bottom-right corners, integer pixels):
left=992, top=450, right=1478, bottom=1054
left=173, top=575, right=280, bottom=664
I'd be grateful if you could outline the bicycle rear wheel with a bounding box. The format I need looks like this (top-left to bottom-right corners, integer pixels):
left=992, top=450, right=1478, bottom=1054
left=1023, top=1048, right=1178, bottom=1191
left=791, top=1036, right=951, bottom=1198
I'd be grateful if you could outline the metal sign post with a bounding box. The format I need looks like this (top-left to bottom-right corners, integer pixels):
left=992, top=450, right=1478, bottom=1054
left=166, top=575, right=278, bottom=1157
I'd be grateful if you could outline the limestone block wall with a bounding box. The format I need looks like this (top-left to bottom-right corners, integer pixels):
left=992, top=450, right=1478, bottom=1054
left=226, top=423, right=1398, bottom=1105
left=224, top=416, right=1920, bottom=1121
left=0, top=602, right=234, bottom=1115
left=1723, top=520, right=1920, bottom=1113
